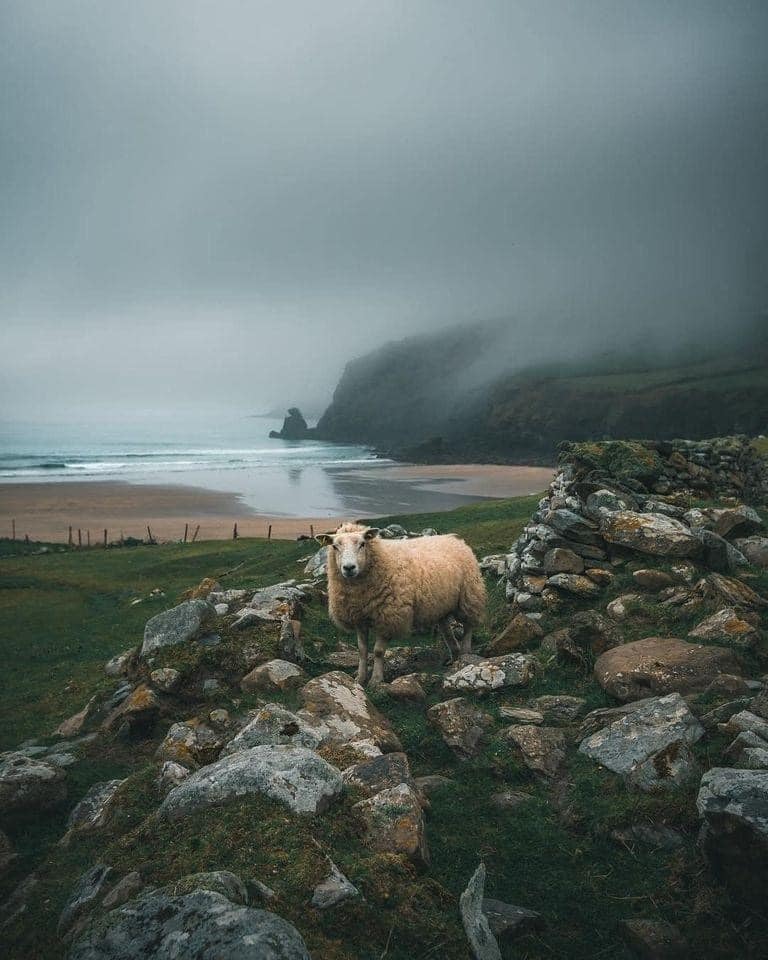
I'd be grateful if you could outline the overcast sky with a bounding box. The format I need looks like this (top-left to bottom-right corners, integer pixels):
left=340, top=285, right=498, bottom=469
left=1, top=1, right=767, bottom=421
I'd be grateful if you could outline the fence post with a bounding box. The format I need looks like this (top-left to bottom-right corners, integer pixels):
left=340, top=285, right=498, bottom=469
left=11, top=519, right=15, bottom=541
left=310, top=524, right=314, bottom=539
left=77, top=528, right=82, bottom=548
left=68, top=526, right=73, bottom=546
left=233, top=522, right=238, bottom=540
left=192, top=524, right=200, bottom=542
left=267, top=524, right=272, bottom=540
left=184, top=523, right=188, bottom=543
left=104, top=528, right=108, bottom=548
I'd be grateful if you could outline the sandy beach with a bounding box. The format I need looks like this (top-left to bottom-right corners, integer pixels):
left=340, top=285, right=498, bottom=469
left=0, top=464, right=553, bottom=543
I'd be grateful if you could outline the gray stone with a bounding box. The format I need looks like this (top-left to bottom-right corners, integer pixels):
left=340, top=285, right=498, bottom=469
left=354, top=783, right=429, bottom=867
left=498, top=706, right=543, bottom=724
left=311, top=861, right=359, bottom=910
left=601, top=512, right=702, bottom=558
left=579, top=693, right=704, bottom=791
left=427, top=698, right=494, bottom=760
left=688, top=607, right=758, bottom=649
left=585, top=489, right=633, bottom=518
left=733, top=536, right=768, bottom=568
left=547, top=509, right=600, bottom=544
left=713, top=505, right=764, bottom=540
left=542, top=547, right=584, bottom=574
left=697, top=768, right=768, bottom=907
left=530, top=695, right=586, bottom=724
left=482, top=898, right=542, bottom=946
left=66, top=780, right=125, bottom=834
left=149, top=668, right=181, bottom=693
left=68, top=890, right=311, bottom=959
left=632, top=569, right=677, bottom=592
left=694, top=528, right=748, bottom=573
left=342, top=752, right=418, bottom=799
left=724, top=710, right=768, bottom=741
left=156, top=721, right=223, bottom=768
left=147, top=870, right=248, bottom=905
left=443, top=654, right=537, bottom=693
left=104, top=648, right=137, bottom=678
left=232, top=582, right=309, bottom=627
left=159, top=745, right=342, bottom=819
left=222, top=704, right=324, bottom=756
left=459, top=863, right=501, bottom=960
left=141, top=600, right=215, bottom=658
left=304, top=547, right=327, bottom=578
left=240, top=659, right=306, bottom=694
left=156, top=761, right=190, bottom=794
left=0, top=752, right=66, bottom=814
left=501, top=725, right=566, bottom=777
left=58, top=863, right=114, bottom=939
left=101, top=872, right=143, bottom=910
left=546, top=573, right=601, bottom=598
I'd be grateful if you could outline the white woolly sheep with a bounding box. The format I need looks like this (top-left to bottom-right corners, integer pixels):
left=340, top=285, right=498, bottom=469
left=317, top=523, right=487, bottom=685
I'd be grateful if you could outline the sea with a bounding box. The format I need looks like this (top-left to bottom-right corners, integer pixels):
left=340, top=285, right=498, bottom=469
left=0, top=415, right=394, bottom=516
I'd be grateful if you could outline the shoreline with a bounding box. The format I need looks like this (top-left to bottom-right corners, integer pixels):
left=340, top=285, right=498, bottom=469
left=0, top=464, right=554, bottom=543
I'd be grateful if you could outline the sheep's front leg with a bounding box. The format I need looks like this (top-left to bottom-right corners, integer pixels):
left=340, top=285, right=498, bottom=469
left=356, top=627, right=369, bottom=686
left=459, top=626, right=473, bottom=656
left=370, top=634, right=389, bottom=685
left=439, top=619, right=460, bottom=661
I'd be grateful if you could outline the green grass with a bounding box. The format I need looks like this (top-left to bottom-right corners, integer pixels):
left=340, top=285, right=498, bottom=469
left=1, top=494, right=767, bottom=959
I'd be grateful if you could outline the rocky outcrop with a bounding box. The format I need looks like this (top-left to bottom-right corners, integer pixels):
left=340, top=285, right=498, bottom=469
left=0, top=752, right=66, bottom=814
left=427, top=698, right=494, bottom=760
left=269, top=407, right=314, bottom=440
left=443, top=654, right=537, bottom=694
left=354, top=783, right=429, bottom=868
left=141, top=600, right=216, bottom=658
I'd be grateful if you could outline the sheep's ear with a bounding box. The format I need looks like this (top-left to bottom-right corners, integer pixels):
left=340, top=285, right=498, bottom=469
left=364, top=527, right=380, bottom=540
left=316, top=533, right=335, bottom=546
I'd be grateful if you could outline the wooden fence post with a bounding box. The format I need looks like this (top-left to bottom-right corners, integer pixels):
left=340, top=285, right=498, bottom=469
left=192, top=524, right=200, bottom=542
left=267, top=524, right=272, bottom=540
left=11, top=519, right=15, bottom=541
left=310, top=524, right=314, bottom=539
left=233, top=522, right=238, bottom=540
left=147, top=525, right=154, bottom=544
left=104, top=529, right=108, bottom=548
left=87, top=530, right=91, bottom=547
left=77, top=528, right=82, bottom=548
left=184, top=523, right=188, bottom=543
left=25, top=533, right=29, bottom=545
left=68, top=526, right=73, bottom=546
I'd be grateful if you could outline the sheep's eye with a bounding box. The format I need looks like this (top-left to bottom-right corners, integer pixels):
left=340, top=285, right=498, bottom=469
left=358, top=542, right=365, bottom=550
left=332, top=544, right=339, bottom=552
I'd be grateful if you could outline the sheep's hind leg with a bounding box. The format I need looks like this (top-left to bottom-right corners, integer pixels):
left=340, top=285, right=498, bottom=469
left=370, top=634, right=389, bottom=685
left=459, top=625, right=474, bottom=656
left=439, top=619, right=460, bottom=662
left=356, top=627, right=369, bottom=686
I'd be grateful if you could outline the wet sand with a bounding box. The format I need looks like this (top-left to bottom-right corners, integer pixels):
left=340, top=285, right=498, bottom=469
left=0, top=464, right=554, bottom=543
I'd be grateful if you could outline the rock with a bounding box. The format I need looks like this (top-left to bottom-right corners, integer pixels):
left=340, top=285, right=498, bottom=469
left=0, top=752, right=66, bottom=814
left=159, top=745, right=342, bottom=819
left=221, top=704, right=323, bottom=756
left=342, top=752, right=418, bottom=799
left=214, top=603, right=229, bottom=616
left=101, top=871, right=143, bottom=910
left=68, top=890, right=311, bottom=960
left=706, top=572, right=767, bottom=609
left=606, top=593, right=641, bottom=621
left=443, top=654, right=537, bottom=694
left=568, top=609, right=623, bottom=655
left=585, top=489, right=634, bottom=518
left=65, top=780, right=124, bottom=834
left=156, top=761, right=190, bottom=793
left=724, top=710, right=768, bottom=741
left=240, top=659, right=306, bottom=694
left=705, top=674, right=753, bottom=697
left=103, top=683, right=161, bottom=731
left=619, top=919, right=690, bottom=960
left=547, top=509, right=600, bottom=544
left=386, top=674, right=427, bottom=702
left=485, top=614, right=543, bottom=655
left=298, top=671, right=402, bottom=753
left=380, top=523, right=408, bottom=539
left=498, top=706, right=543, bottom=724
left=694, top=528, right=748, bottom=573
left=279, top=617, right=305, bottom=663
left=459, top=863, right=501, bottom=960
left=55, top=697, right=99, bottom=737
left=104, top=648, right=137, bottom=678
left=383, top=645, right=445, bottom=678
left=594, top=636, right=741, bottom=702
left=141, top=599, right=216, bottom=658
left=698, top=698, right=753, bottom=731
left=311, top=861, right=359, bottom=909
left=0, top=829, right=16, bottom=878
left=752, top=689, right=768, bottom=720
left=269, top=406, right=312, bottom=440
left=427, top=698, right=494, bottom=760
left=58, top=863, right=114, bottom=939
left=601, top=512, right=702, bottom=558
left=530, top=695, right=586, bottom=724
left=579, top=693, right=704, bottom=791
left=354, top=783, right=429, bottom=867
left=585, top=567, right=613, bottom=587
left=733, top=536, right=768, bottom=568
left=209, top=709, right=230, bottom=726
left=233, top=582, right=310, bottom=627
left=697, top=768, right=768, bottom=906
left=501, top=725, right=567, bottom=777
left=202, top=679, right=220, bottom=698
left=633, top=569, right=677, bottom=592
left=149, top=668, right=181, bottom=693
left=723, top=729, right=767, bottom=763
left=543, top=547, right=584, bottom=574
left=185, top=577, right=221, bottom=600
left=415, top=774, right=455, bottom=797
left=713, top=505, right=764, bottom=540
left=304, top=547, right=327, bottom=578
left=324, top=647, right=360, bottom=670
left=489, top=790, right=533, bottom=810
left=688, top=608, right=758, bottom=649
left=670, top=561, right=697, bottom=584
left=546, top=573, right=601, bottom=598
left=150, top=870, right=249, bottom=904
left=156, top=721, right=223, bottom=768
left=483, top=898, right=542, bottom=946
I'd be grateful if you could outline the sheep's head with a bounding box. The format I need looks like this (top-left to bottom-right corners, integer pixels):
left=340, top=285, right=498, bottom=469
left=316, top=524, right=380, bottom=580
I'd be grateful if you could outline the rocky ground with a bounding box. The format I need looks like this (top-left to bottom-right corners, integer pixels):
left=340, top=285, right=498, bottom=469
left=1, top=438, right=767, bottom=959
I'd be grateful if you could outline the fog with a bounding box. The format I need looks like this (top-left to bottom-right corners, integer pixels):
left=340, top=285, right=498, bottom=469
left=1, top=1, right=767, bottom=423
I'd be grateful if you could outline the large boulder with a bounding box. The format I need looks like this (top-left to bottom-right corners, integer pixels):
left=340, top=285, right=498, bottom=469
left=712, top=505, right=764, bottom=540
left=600, top=512, right=702, bottom=558
left=443, top=654, right=537, bottom=694
left=0, top=752, right=66, bottom=814
left=354, top=783, right=429, bottom=867
left=232, top=583, right=309, bottom=628
left=500, top=725, right=567, bottom=777
left=342, top=752, right=419, bottom=800
left=594, top=637, right=741, bottom=702
left=297, top=672, right=402, bottom=753
left=141, top=600, right=215, bottom=658
left=694, top=528, right=748, bottom=573
left=579, top=693, right=704, bottom=792
left=697, top=768, right=768, bottom=906
left=68, top=890, right=311, bottom=959
left=427, top=698, right=494, bottom=760
left=159, top=745, right=343, bottom=819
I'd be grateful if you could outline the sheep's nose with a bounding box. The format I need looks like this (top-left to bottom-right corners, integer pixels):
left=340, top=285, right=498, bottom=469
left=342, top=563, right=357, bottom=576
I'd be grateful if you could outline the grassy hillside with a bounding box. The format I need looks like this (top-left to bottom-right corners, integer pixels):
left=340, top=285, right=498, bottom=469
left=1, top=492, right=767, bottom=959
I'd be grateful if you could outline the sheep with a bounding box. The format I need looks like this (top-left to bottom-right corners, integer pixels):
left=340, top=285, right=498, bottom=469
left=316, top=522, right=487, bottom=685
